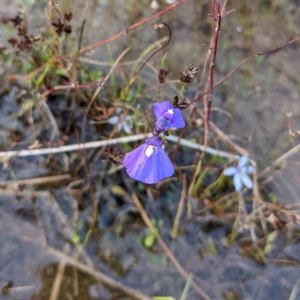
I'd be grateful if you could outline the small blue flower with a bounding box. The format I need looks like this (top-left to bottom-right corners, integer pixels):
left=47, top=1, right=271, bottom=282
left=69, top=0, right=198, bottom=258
left=152, top=101, right=185, bottom=132
left=107, top=115, right=131, bottom=134
left=123, top=136, right=174, bottom=184
left=224, top=155, right=254, bottom=192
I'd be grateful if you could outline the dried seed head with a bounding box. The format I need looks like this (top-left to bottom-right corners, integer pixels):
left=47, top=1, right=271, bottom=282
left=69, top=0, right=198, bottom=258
left=173, top=96, right=188, bottom=110
left=64, top=25, right=72, bottom=34
left=179, top=71, right=195, bottom=84
left=187, top=63, right=199, bottom=74
left=179, top=63, right=199, bottom=84
left=157, top=22, right=166, bottom=29
left=64, top=12, right=73, bottom=21
left=158, top=68, right=169, bottom=84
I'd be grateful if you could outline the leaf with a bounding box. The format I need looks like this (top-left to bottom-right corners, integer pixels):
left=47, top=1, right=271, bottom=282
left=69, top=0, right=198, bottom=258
left=144, top=228, right=158, bottom=248
left=111, top=185, right=126, bottom=197
left=288, top=279, right=300, bottom=300
left=72, top=233, right=80, bottom=244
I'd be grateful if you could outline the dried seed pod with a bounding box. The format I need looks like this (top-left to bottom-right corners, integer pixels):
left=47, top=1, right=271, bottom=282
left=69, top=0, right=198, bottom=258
left=173, top=96, right=188, bottom=110
left=105, top=148, right=125, bottom=164
left=158, top=68, right=169, bottom=84
left=179, top=63, right=199, bottom=84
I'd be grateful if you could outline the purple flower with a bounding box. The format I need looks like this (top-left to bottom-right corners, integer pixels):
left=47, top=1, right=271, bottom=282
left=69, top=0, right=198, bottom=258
left=152, top=101, right=185, bottom=132
left=224, top=155, right=254, bottom=192
left=123, top=136, right=174, bottom=184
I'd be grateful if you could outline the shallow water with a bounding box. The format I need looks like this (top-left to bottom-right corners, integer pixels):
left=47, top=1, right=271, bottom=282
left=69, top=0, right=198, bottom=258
left=1, top=0, right=300, bottom=299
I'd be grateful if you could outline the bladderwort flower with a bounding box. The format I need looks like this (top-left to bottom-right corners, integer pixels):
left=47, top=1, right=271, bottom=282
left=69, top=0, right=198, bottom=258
left=123, top=136, right=174, bottom=184
left=152, top=101, right=185, bottom=133
left=107, top=114, right=131, bottom=134
left=224, top=155, right=254, bottom=192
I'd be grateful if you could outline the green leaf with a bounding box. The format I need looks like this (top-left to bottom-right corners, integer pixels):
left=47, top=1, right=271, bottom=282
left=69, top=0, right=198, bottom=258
left=111, top=185, right=126, bottom=197
left=144, top=228, right=158, bottom=248
left=268, top=192, right=277, bottom=203
left=266, top=231, right=277, bottom=244
left=72, top=233, right=80, bottom=244
left=288, top=279, right=300, bottom=300
left=263, top=243, right=273, bottom=255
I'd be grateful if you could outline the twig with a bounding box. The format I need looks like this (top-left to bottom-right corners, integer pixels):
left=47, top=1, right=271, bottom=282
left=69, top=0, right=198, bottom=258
left=0, top=174, right=71, bottom=187
left=259, top=143, right=300, bottom=177
left=206, top=0, right=222, bottom=128
left=77, top=0, right=90, bottom=53
left=49, top=244, right=71, bottom=300
left=0, top=133, right=151, bottom=158
left=77, top=0, right=187, bottom=55
left=172, top=174, right=187, bottom=239
left=0, top=133, right=240, bottom=160
left=191, top=35, right=300, bottom=105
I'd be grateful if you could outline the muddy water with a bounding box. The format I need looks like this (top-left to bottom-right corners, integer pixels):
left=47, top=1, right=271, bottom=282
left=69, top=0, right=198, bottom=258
left=1, top=0, right=300, bottom=299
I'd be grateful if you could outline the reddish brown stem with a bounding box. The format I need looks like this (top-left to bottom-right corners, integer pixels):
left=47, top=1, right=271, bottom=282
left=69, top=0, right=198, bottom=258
left=42, top=78, right=105, bottom=97
left=206, top=1, right=222, bottom=127
left=192, top=35, right=300, bottom=105
left=77, top=0, right=187, bottom=55
left=50, top=0, right=66, bottom=32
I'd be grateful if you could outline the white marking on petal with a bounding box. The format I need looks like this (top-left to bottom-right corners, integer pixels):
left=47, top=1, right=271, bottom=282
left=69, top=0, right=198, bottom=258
left=167, top=109, right=174, bottom=114
left=145, top=146, right=154, bottom=157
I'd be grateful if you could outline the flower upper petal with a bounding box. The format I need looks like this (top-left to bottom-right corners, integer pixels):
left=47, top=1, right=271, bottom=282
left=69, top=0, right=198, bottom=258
left=247, top=166, right=254, bottom=174
left=107, top=116, right=119, bottom=125
left=123, top=123, right=131, bottom=134
left=169, top=108, right=185, bottom=128
left=152, top=101, right=172, bottom=121
left=241, top=174, right=253, bottom=189
left=233, top=173, right=242, bottom=192
left=224, top=167, right=237, bottom=176
left=238, top=155, right=248, bottom=169
left=123, top=143, right=147, bottom=180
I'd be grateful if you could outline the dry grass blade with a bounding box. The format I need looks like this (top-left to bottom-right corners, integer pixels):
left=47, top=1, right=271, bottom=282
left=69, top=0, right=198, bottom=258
left=49, top=244, right=71, bottom=300
left=172, top=174, right=187, bottom=239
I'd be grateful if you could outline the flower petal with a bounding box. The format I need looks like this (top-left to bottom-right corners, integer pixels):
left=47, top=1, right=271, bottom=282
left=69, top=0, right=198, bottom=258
left=241, top=174, right=253, bottom=190
left=170, top=108, right=185, bottom=129
left=123, top=141, right=174, bottom=184
left=152, top=101, right=172, bottom=121
left=247, top=166, right=254, bottom=174
left=123, top=144, right=147, bottom=180
left=144, top=147, right=174, bottom=184
left=107, top=116, right=119, bottom=125
left=122, top=122, right=131, bottom=134
left=233, top=173, right=242, bottom=192
left=125, top=116, right=131, bottom=121
left=238, top=155, right=248, bottom=169
left=224, top=167, right=237, bottom=177
left=123, top=123, right=131, bottom=134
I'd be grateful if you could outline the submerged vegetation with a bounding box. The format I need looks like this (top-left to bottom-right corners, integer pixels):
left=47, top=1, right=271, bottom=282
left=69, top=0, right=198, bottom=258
left=1, top=0, right=300, bottom=299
